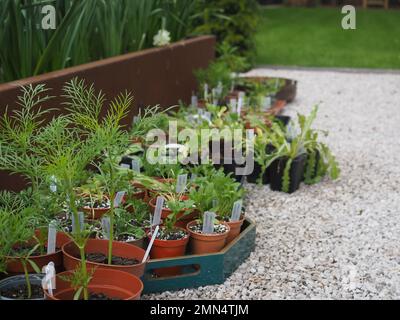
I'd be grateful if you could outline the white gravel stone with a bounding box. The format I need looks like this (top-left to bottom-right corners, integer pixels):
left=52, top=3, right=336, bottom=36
left=144, top=68, right=400, bottom=300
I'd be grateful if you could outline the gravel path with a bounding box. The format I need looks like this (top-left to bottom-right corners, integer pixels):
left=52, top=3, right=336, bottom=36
left=144, top=68, right=400, bottom=300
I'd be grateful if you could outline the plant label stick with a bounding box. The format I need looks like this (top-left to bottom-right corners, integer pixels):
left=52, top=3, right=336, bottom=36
left=50, top=175, right=57, bottom=193
left=212, top=88, right=218, bottom=105
left=204, top=111, right=211, bottom=121
left=153, top=196, right=164, bottom=226
left=191, top=95, right=198, bottom=108
left=176, top=174, right=188, bottom=193
left=231, top=200, right=243, bottom=222
left=47, top=221, right=57, bottom=254
left=131, top=159, right=141, bottom=173
left=41, top=262, right=56, bottom=297
left=237, top=96, right=243, bottom=116
left=101, top=217, right=111, bottom=240
left=143, top=225, right=159, bottom=263
left=114, top=191, right=126, bottom=208
left=190, top=174, right=197, bottom=182
left=230, top=98, right=237, bottom=114
left=120, top=163, right=130, bottom=169
left=133, top=116, right=140, bottom=124
left=204, top=83, right=209, bottom=100
left=202, top=211, right=216, bottom=234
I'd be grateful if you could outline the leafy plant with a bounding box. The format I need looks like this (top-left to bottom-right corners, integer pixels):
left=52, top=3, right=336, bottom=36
left=0, top=209, right=41, bottom=299
left=255, top=106, right=339, bottom=192
left=163, top=198, right=194, bottom=233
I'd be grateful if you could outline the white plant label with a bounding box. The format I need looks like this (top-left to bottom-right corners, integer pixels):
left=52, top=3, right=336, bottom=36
left=152, top=196, right=164, bottom=226
left=133, top=116, right=140, bottom=124
left=262, top=96, right=271, bottom=111
left=246, top=129, right=255, bottom=141
left=191, top=95, right=198, bottom=108
left=131, top=159, right=141, bottom=173
left=113, top=191, right=126, bottom=208
left=202, top=212, right=216, bottom=234
left=275, top=79, right=280, bottom=90
left=47, top=221, right=57, bottom=254
left=204, top=112, right=211, bottom=121
left=176, top=174, right=188, bottom=193
left=217, top=81, right=223, bottom=97
left=190, top=174, right=197, bottom=182
left=204, top=83, right=209, bottom=100
left=143, top=225, right=159, bottom=263
left=120, top=163, right=130, bottom=169
left=101, top=217, right=111, bottom=240
left=237, top=96, right=243, bottom=116
left=50, top=175, right=57, bottom=193
left=41, top=262, right=56, bottom=296
left=230, top=98, right=237, bottom=114
left=230, top=200, right=243, bottom=222
left=212, top=199, right=218, bottom=208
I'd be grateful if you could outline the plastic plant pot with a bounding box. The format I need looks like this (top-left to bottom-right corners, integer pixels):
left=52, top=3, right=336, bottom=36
left=0, top=274, right=44, bottom=300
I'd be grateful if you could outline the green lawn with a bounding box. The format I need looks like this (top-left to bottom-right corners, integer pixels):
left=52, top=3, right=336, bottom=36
left=255, top=7, right=400, bottom=69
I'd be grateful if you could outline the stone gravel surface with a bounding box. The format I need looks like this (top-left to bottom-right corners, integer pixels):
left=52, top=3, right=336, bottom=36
left=144, top=68, right=400, bottom=300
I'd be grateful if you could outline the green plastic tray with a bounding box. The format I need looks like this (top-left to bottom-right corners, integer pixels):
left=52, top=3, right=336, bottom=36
left=142, top=218, right=256, bottom=294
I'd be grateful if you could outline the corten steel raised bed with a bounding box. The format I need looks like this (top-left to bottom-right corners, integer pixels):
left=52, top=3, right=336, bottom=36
left=141, top=218, right=256, bottom=294
left=0, top=36, right=216, bottom=192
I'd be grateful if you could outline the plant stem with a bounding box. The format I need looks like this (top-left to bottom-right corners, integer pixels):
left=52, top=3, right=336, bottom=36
left=22, top=261, right=32, bottom=299
left=79, top=246, right=89, bottom=301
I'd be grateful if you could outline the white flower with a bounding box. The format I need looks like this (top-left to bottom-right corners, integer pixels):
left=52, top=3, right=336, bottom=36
left=153, top=29, right=171, bottom=47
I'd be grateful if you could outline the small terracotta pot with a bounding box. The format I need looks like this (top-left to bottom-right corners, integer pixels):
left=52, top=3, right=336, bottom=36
left=149, top=228, right=189, bottom=277
left=62, top=239, right=147, bottom=278
left=44, top=268, right=143, bottom=300
left=186, top=221, right=230, bottom=255
left=6, top=232, right=71, bottom=274
left=225, top=217, right=245, bottom=244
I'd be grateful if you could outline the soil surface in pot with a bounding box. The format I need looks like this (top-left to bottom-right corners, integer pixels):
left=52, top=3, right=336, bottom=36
left=156, top=228, right=188, bottom=241
left=188, top=223, right=228, bottom=234
left=85, top=253, right=139, bottom=266
left=0, top=283, right=44, bottom=300
left=11, top=244, right=61, bottom=257
left=85, top=293, right=119, bottom=301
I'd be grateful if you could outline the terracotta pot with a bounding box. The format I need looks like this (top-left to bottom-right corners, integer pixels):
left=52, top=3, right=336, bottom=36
left=62, top=239, right=147, bottom=278
left=44, top=268, right=143, bottom=300
left=186, top=221, right=230, bottom=255
left=225, top=217, right=245, bottom=244
left=6, top=232, right=71, bottom=274
left=149, top=228, right=189, bottom=277
left=148, top=196, right=195, bottom=229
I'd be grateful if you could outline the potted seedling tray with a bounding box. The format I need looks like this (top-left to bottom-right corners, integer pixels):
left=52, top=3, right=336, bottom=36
left=142, top=218, right=256, bottom=294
